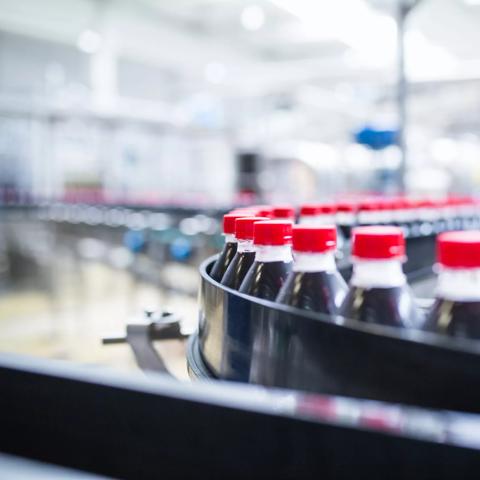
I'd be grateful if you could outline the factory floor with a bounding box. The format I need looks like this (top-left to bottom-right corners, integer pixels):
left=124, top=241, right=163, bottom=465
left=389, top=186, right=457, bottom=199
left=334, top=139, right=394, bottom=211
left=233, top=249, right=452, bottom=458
left=0, top=258, right=197, bottom=380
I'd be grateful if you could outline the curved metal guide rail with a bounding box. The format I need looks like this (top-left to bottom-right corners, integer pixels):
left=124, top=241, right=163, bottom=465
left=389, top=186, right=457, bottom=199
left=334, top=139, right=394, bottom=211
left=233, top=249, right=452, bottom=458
left=198, top=256, right=480, bottom=414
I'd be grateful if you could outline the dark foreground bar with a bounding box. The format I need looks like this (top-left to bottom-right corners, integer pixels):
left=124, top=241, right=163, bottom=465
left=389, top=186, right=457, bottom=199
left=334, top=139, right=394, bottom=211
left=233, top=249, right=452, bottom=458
left=1, top=354, right=480, bottom=479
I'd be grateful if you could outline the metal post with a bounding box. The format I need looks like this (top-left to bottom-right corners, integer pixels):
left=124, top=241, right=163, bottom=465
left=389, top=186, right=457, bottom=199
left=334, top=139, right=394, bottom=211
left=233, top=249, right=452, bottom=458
left=396, top=0, right=422, bottom=193
left=397, top=1, right=408, bottom=193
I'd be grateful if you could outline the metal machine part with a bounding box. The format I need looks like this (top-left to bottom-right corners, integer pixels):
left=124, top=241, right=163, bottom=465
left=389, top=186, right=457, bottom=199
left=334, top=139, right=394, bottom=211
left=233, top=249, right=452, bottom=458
left=197, top=255, right=480, bottom=414
left=102, top=309, right=189, bottom=375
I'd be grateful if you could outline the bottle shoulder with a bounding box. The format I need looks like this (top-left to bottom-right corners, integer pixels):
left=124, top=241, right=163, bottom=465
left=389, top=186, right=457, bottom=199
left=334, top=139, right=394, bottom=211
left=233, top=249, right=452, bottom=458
left=239, top=260, right=292, bottom=300
left=340, top=285, right=422, bottom=328
left=277, top=270, right=347, bottom=314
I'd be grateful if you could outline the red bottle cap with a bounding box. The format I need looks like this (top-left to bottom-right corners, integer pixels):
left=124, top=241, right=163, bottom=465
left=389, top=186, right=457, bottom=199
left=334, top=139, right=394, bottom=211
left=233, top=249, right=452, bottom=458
left=272, top=205, right=296, bottom=219
left=235, top=216, right=269, bottom=241
left=256, top=206, right=275, bottom=218
left=318, top=203, right=337, bottom=214
left=299, top=204, right=320, bottom=216
left=389, top=198, right=407, bottom=210
left=254, top=221, right=293, bottom=246
left=417, top=199, right=436, bottom=208
left=292, top=225, right=337, bottom=253
left=336, top=202, right=357, bottom=213
left=401, top=198, right=418, bottom=210
left=223, top=212, right=251, bottom=235
left=437, top=231, right=480, bottom=269
left=352, top=226, right=405, bottom=260
left=358, top=200, right=381, bottom=211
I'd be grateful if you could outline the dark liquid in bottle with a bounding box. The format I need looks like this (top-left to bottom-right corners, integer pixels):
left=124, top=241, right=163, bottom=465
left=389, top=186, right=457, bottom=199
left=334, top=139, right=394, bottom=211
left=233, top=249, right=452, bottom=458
left=276, top=271, right=347, bottom=315
left=339, top=285, right=423, bottom=328
left=210, top=241, right=237, bottom=282
left=221, top=251, right=256, bottom=290
left=239, top=261, right=292, bottom=301
left=425, top=299, right=480, bottom=339
left=339, top=225, right=352, bottom=239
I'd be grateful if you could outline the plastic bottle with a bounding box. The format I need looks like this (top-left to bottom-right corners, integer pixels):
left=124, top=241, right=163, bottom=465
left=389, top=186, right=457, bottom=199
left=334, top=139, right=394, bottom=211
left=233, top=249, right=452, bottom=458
left=425, top=231, right=480, bottom=339
left=339, top=226, right=423, bottom=328
left=210, top=212, right=248, bottom=282
left=336, top=202, right=357, bottom=238
left=221, top=216, right=268, bottom=289
left=391, top=198, right=416, bottom=237
left=413, top=199, right=438, bottom=236
left=276, top=225, right=347, bottom=314
left=239, top=220, right=293, bottom=300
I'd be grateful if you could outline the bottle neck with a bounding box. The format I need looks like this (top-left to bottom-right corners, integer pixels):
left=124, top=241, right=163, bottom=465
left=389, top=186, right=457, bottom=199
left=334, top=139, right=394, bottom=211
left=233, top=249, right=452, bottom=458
left=442, top=206, right=456, bottom=219
left=237, top=239, right=255, bottom=253
left=293, top=251, right=336, bottom=272
left=351, top=258, right=406, bottom=288
left=380, top=211, right=394, bottom=224
left=358, top=211, right=383, bottom=225
left=299, top=215, right=316, bottom=225
left=224, top=234, right=237, bottom=244
left=317, top=213, right=336, bottom=224
left=337, top=212, right=356, bottom=226
left=418, top=208, right=439, bottom=221
left=299, top=214, right=336, bottom=225
left=436, top=267, right=480, bottom=301
left=255, top=244, right=293, bottom=263
left=393, top=208, right=414, bottom=223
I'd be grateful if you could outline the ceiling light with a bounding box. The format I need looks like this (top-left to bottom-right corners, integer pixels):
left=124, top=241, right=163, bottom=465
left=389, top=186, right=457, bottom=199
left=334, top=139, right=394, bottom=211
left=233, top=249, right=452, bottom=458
left=77, top=30, right=103, bottom=54
left=241, top=5, right=265, bottom=31
left=270, top=0, right=397, bottom=66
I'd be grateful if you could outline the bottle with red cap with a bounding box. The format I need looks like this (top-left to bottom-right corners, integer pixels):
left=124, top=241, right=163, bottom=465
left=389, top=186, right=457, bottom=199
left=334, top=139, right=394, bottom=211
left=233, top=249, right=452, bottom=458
left=317, top=204, right=338, bottom=225
left=239, top=221, right=293, bottom=300
left=339, top=226, right=423, bottom=328
left=417, top=199, right=439, bottom=236
left=319, top=203, right=346, bottom=251
left=424, top=231, right=480, bottom=338
left=336, top=202, right=357, bottom=238
left=276, top=225, right=347, bottom=314
left=210, top=212, right=249, bottom=282
left=221, top=216, right=268, bottom=289
left=298, top=204, right=320, bottom=225
left=391, top=198, right=416, bottom=237
left=299, top=203, right=345, bottom=246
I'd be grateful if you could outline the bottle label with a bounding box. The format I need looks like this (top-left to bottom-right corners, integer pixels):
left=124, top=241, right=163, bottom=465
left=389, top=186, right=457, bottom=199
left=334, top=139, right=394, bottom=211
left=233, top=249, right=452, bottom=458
left=351, top=260, right=406, bottom=288
left=255, top=245, right=293, bottom=263
left=293, top=252, right=336, bottom=272
left=436, top=268, right=480, bottom=302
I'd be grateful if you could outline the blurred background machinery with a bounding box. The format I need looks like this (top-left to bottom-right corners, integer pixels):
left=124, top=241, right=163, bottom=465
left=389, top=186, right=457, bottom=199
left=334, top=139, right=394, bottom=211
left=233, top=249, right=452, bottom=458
left=2, top=0, right=480, bottom=205
left=2, top=0, right=480, bottom=368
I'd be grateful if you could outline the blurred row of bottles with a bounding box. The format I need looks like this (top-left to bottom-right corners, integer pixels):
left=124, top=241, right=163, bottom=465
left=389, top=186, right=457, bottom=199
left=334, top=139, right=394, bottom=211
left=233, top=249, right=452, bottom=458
left=0, top=116, right=236, bottom=209
left=3, top=111, right=480, bottom=208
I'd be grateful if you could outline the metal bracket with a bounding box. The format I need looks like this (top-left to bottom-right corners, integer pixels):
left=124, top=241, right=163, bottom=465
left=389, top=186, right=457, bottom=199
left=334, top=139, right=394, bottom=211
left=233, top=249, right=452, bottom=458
left=102, top=310, right=188, bottom=375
